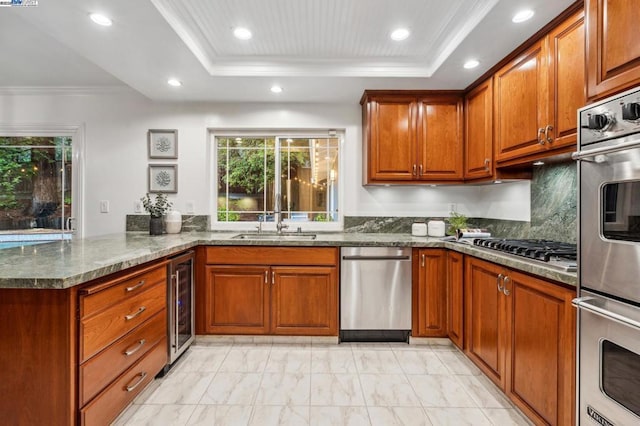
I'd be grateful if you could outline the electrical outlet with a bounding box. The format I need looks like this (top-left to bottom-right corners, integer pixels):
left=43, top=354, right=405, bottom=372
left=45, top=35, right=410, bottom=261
left=100, top=200, right=110, bottom=213
left=448, top=203, right=457, bottom=213
left=185, top=200, right=195, bottom=214
left=134, top=200, right=143, bottom=213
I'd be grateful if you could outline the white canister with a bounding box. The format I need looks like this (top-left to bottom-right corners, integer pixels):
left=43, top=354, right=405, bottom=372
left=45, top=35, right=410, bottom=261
left=411, top=222, right=427, bottom=237
left=164, top=210, right=182, bottom=234
left=427, top=220, right=446, bottom=237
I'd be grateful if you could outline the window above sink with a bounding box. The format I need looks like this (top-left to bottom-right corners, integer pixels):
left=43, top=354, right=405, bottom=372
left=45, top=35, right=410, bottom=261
left=210, top=129, right=343, bottom=233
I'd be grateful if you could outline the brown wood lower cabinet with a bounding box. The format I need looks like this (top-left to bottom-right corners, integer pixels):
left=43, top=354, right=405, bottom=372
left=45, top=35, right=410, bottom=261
left=412, top=249, right=447, bottom=337
left=0, top=259, right=169, bottom=426
left=446, top=251, right=464, bottom=349
left=200, top=246, right=339, bottom=336
left=464, top=256, right=575, bottom=426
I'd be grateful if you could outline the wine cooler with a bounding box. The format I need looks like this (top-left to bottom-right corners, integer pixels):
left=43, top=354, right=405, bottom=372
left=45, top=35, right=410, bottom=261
left=167, top=250, right=195, bottom=365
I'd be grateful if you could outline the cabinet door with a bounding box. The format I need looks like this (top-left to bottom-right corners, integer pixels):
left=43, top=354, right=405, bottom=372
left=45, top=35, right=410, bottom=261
left=586, top=0, right=640, bottom=100
left=271, top=266, right=338, bottom=336
left=504, top=270, right=576, bottom=426
left=464, top=78, right=493, bottom=180
left=464, top=257, right=507, bottom=388
left=367, top=96, right=417, bottom=181
left=494, top=40, right=549, bottom=163
left=204, top=265, right=270, bottom=334
left=447, top=251, right=464, bottom=349
left=413, top=249, right=447, bottom=337
left=548, top=10, right=585, bottom=149
left=417, top=97, right=463, bottom=180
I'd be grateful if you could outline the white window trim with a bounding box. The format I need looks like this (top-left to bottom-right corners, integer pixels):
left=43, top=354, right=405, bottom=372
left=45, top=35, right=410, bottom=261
left=0, top=123, right=85, bottom=238
left=208, top=128, right=344, bottom=232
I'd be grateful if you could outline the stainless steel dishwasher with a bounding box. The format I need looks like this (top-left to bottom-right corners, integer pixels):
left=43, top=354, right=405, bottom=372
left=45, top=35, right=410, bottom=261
left=340, top=247, right=412, bottom=342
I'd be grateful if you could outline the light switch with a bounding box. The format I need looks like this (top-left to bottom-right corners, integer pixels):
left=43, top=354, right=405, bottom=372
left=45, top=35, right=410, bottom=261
left=185, top=200, right=195, bottom=214
left=100, top=200, right=110, bottom=213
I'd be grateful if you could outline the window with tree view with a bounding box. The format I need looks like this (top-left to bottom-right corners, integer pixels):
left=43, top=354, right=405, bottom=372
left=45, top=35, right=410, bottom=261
left=0, top=137, right=73, bottom=243
left=216, top=134, right=340, bottom=224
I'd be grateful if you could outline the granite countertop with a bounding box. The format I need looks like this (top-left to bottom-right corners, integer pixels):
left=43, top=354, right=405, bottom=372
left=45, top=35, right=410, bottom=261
left=0, top=231, right=577, bottom=289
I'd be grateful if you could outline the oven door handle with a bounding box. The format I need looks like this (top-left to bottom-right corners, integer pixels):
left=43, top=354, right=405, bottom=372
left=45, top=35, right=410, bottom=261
left=572, top=297, right=640, bottom=331
left=572, top=138, right=640, bottom=161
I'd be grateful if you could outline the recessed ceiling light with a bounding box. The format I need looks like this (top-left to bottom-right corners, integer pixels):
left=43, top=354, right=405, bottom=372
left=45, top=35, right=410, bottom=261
left=533, top=161, right=545, bottom=166
left=89, top=13, right=112, bottom=27
left=512, top=9, right=534, bottom=23
left=390, top=28, right=410, bottom=41
left=233, top=27, right=252, bottom=40
left=494, top=180, right=503, bottom=184
left=167, top=78, right=182, bottom=87
left=463, top=59, right=480, bottom=69
left=270, top=85, right=283, bottom=93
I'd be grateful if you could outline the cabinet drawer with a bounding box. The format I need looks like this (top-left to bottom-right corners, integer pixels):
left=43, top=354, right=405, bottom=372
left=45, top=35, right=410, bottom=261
left=79, top=309, right=167, bottom=406
left=80, top=263, right=166, bottom=318
left=80, top=282, right=166, bottom=362
left=80, top=338, right=167, bottom=426
left=206, top=246, right=338, bottom=266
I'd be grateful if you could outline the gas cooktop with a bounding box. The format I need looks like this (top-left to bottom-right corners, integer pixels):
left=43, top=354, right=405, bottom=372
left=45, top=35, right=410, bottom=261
left=472, top=238, right=577, bottom=272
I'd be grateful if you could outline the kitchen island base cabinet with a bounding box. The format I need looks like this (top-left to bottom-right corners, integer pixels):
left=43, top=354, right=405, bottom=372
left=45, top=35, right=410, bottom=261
left=200, top=247, right=339, bottom=336
left=464, top=257, right=575, bottom=426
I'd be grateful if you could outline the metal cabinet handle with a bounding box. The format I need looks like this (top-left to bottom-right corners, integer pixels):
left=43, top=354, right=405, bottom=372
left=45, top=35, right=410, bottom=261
left=497, top=273, right=504, bottom=292
left=271, top=271, right=275, bottom=285
left=544, top=125, right=554, bottom=143
left=421, top=253, right=425, bottom=267
left=502, top=276, right=511, bottom=296
left=124, top=306, right=146, bottom=321
left=125, top=372, right=148, bottom=392
left=126, top=280, right=145, bottom=292
left=264, top=270, right=268, bottom=284
left=484, top=158, right=490, bottom=171
left=419, top=164, right=423, bottom=176
left=124, top=339, right=146, bottom=356
left=537, top=128, right=546, bottom=145
left=412, top=164, right=417, bottom=176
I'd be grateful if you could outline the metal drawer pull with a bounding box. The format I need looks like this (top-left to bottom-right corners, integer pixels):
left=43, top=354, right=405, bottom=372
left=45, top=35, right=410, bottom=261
left=126, top=280, right=145, bottom=292
left=125, top=372, right=148, bottom=392
left=572, top=297, right=640, bottom=331
left=502, top=276, right=511, bottom=296
left=124, top=306, right=146, bottom=321
left=497, top=273, right=504, bottom=292
left=124, top=339, right=146, bottom=356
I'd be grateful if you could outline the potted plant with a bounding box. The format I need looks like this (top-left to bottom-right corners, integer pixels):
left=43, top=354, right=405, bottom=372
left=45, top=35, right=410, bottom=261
left=447, top=211, right=468, bottom=238
left=141, top=193, right=172, bottom=235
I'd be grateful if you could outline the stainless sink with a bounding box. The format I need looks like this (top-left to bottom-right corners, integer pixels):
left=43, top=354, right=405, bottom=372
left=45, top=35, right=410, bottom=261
left=232, top=232, right=317, bottom=240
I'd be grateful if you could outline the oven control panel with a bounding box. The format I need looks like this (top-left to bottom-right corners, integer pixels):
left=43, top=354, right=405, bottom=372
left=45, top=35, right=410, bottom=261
left=579, top=86, right=640, bottom=147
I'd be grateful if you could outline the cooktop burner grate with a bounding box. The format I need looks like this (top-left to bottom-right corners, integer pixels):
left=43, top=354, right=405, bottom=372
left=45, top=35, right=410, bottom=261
left=472, top=238, right=577, bottom=271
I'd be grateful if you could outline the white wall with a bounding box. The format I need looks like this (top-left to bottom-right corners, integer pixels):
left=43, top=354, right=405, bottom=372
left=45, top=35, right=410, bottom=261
left=0, top=90, right=530, bottom=237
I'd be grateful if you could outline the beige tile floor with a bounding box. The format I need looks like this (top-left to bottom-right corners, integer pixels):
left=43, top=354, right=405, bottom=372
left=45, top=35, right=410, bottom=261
left=113, top=340, right=532, bottom=426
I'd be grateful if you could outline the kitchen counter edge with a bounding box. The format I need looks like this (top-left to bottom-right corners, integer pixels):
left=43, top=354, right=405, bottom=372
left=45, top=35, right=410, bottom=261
left=0, top=232, right=577, bottom=289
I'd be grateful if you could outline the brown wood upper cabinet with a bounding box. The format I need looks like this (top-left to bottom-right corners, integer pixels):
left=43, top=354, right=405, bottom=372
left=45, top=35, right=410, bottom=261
left=494, top=10, right=585, bottom=166
left=361, top=91, right=463, bottom=184
left=586, top=0, right=640, bottom=100
left=464, top=78, right=493, bottom=180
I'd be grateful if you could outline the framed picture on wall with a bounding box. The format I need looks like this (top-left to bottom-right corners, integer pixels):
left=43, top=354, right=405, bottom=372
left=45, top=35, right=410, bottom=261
left=148, top=129, right=178, bottom=159
left=149, top=164, right=178, bottom=193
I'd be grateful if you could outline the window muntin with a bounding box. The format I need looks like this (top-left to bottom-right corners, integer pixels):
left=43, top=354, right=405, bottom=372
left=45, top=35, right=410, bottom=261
left=215, top=133, right=340, bottom=226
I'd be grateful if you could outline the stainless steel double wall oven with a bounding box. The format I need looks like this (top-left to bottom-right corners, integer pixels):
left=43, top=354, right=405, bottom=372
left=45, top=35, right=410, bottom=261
left=574, top=86, right=640, bottom=425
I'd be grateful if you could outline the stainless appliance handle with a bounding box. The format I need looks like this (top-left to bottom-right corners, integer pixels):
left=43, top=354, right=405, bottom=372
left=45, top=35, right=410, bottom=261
left=572, top=297, right=640, bottom=331
left=342, top=256, right=411, bottom=261
left=572, top=138, right=640, bottom=161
